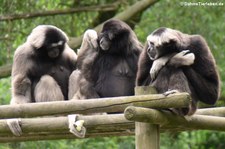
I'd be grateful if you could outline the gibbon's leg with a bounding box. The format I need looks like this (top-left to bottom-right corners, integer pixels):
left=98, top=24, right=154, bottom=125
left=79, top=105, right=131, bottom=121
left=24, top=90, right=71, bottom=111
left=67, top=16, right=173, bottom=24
left=165, top=68, right=197, bottom=115
left=68, top=70, right=100, bottom=100
left=151, top=67, right=196, bottom=115
left=68, top=70, right=83, bottom=100
left=68, top=70, right=79, bottom=100
left=10, top=74, right=32, bottom=104
left=34, top=75, right=64, bottom=102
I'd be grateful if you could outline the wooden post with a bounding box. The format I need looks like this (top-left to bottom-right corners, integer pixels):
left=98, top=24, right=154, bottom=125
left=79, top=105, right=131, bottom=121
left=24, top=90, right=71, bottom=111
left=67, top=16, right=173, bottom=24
left=135, top=86, right=159, bottom=149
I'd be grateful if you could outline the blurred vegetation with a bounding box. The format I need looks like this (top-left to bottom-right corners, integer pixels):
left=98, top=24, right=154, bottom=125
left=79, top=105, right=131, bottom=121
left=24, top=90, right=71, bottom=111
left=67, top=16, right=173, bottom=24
left=0, top=0, right=224, bottom=148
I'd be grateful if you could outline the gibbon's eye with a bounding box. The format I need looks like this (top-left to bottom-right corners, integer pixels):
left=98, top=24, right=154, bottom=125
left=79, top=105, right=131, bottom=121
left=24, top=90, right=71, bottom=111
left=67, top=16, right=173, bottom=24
left=148, top=41, right=154, bottom=47
left=169, top=39, right=176, bottom=44
left=150, top=42, right=154, bottom=46
left=147, top=41, right=154, bottom=52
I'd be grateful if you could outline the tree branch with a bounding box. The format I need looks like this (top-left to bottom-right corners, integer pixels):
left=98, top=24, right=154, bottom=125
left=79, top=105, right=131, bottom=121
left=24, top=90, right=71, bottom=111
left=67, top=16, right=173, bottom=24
left=0, top=0, right=159, bottom=79
left=68, top=0, right=159, bottom=49
left=0, top=3, right=118, bottom=21
left=0, top=64, right=12, bottom=78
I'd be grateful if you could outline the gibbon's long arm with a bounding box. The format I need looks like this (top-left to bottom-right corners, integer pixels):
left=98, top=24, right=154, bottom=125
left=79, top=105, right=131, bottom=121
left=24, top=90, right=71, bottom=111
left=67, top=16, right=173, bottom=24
left=11, top=44, right=32, bottom=104
left=182, top=36, right=220, bottom=105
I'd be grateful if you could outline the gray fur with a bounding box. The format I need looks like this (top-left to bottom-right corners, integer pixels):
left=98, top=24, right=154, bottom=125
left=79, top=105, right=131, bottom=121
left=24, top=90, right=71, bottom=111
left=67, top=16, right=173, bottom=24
left=34, top=75, right=64, bottom=102
left=69, top=29, right=99, bottom=100
left=137, top=27, right=220, bottom=115
left=11, top=25, right=77, bottom=104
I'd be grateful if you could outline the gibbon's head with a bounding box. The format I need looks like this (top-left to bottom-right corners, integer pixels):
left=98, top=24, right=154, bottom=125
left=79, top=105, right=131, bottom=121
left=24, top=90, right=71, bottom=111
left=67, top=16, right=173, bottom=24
left=27, top=25, right=69, bottom=59
left=146, top=27, right=189, bottom=60
left=98, top=19, right=142, bottom=54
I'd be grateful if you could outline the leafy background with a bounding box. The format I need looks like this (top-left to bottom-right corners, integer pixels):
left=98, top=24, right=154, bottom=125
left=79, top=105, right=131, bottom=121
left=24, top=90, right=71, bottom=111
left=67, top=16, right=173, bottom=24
left=0, top=0, right=224, bottom=148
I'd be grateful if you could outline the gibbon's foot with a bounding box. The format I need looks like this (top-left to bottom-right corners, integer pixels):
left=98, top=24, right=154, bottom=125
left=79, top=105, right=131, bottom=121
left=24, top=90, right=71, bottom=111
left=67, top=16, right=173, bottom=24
left=6, top=118, right=22, bottom=136
left=84, top=29, right=98, bottom=49
left=68, top=114, right=86, bottom=138
left=163, top=89, right=180, bottom=96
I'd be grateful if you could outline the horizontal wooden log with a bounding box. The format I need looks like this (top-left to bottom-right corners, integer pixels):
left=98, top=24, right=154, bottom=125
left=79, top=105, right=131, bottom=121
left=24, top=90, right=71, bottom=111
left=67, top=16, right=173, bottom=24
left=0, top=114, right=134, bottom=142
left=0, top=114, right=132, bottom=134
left=124, top=106, right=225, bottom=131
left=0, top=93, right=191, bottom=118
left=2, top=107, right=225, bottom=142
left=196, top=107, right=225, bottom=117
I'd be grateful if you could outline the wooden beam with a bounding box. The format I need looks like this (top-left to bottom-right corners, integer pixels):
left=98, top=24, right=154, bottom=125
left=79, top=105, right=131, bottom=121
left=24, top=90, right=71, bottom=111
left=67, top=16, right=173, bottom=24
left=196, top=107, right=225, bottom=117
left=0, top=114, right=133, bottom=139
left=0, top=93, right=191, bottom=118
left=125, top=106, right=225, bottom=131
left=134, top=86, right=159, bottom=149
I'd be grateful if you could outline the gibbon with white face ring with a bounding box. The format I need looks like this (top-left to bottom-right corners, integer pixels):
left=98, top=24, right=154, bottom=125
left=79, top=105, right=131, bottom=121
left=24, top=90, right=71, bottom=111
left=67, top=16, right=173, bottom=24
left=11, top=25, right=77, bottom=104
left=136, top=27, right=220, bottom=115
left=9, top=25, right=77, bottom=136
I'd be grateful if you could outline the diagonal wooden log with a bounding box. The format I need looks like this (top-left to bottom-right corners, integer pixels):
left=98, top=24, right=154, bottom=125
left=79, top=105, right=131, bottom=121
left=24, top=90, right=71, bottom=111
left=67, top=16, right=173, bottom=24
left=0, top=3, right=118, bottom=21
left=68, top=0, right=159, bottom=49
left=0, top=0, right=159, bottom=79
left=0, top=93, right=191, bottom=118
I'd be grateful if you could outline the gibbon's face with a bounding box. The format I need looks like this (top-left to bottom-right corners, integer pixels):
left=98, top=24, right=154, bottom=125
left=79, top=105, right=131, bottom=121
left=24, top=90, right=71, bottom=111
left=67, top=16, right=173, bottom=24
left=98, top=32, right=112, bottom=51
left=43, top=28, right=67, bottom=59
left=146, top=28, right=178, bottom=60
left=46, top=41, right=65, bottom=58
left=98, top=19, right=126, bottom=51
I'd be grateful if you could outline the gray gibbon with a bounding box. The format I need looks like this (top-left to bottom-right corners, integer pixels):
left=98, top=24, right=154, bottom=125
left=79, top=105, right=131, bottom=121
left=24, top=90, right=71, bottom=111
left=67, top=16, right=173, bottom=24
left=9, top=25, right=78, bottom=136
left=11, top=25, right=77, bottom=104
left=136, top=27, right=220, bottom=115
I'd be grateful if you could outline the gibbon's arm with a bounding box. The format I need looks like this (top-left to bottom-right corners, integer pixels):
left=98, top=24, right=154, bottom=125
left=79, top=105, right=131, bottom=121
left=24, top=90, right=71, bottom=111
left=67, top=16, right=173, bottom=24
left=136, top=48, right=153, bottom=86
left=183, top=66, right=220, bottom=105
left=77, top=29, right=99, bottom=80
left=11, top=44, right=32, bottom=104
left=183, top=36, right=220, bottom=105
left=63, top=44, right=77, bottom=70
left=167, top=50, right=195, bottom=68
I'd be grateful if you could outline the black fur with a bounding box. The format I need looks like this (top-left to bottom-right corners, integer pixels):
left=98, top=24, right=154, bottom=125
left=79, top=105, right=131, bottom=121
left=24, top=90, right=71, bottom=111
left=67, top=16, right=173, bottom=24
left=79, top=19, right=142, bottom=98
left=136, top=28, right=220, bottom=115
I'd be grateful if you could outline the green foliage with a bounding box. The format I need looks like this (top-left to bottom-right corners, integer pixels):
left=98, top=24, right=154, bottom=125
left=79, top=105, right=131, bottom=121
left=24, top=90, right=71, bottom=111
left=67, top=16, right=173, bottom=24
left=0, top=137, right=135, bottom=149
left=0, top=78, right=11, bottom=105
left=135, top=0, right=225, bottom=102
left=0, top=0, right=225, bottom=148
left=161, top=131, right=225, bottom=149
